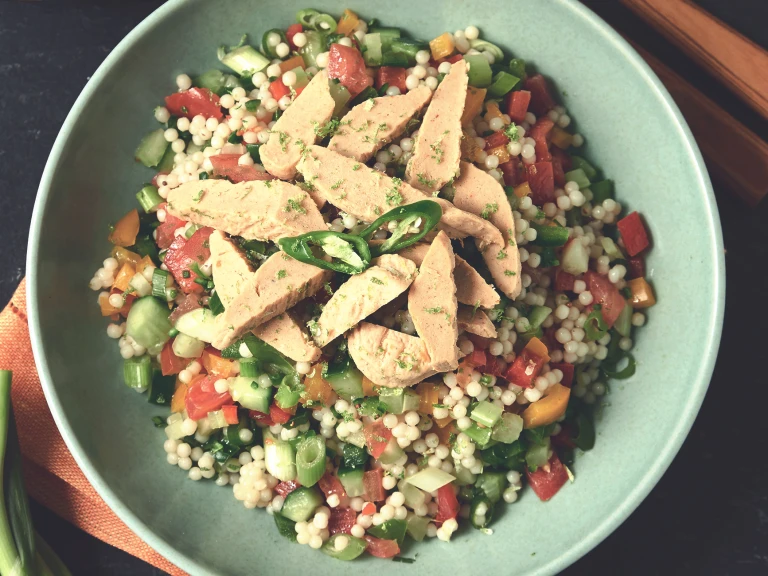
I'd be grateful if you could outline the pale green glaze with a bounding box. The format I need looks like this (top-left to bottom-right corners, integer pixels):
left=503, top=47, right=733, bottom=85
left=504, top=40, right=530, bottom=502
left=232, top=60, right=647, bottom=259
left=27, top=1, right=724, bottom=574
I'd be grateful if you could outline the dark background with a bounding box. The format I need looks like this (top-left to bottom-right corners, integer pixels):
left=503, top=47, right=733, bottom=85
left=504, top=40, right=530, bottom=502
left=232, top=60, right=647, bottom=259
left=1, top=0, right=767, bottom=574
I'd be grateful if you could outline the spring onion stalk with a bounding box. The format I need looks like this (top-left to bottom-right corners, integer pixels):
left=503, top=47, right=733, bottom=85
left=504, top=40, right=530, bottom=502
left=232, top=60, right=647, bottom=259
left=151, top=269, right=170, bottom=300
left=135, top=185, right=163, bottom=213
left=123, top=356, right=152, bottom=389
left=469, top=39, right=504, bottom=60
left=264, top=431, right=296, bottom=481
left=405, top=467, right=455, bottom=492
left=486, top=71, right=520, bottom=98
left=238, top=358, right=259, bottom=378
left=464, top=54, right=493, bottom=88
left=584, top=307, right=608, bottom=342
left=295, top=436, right=326, bottom=487
left=184, top=224, right=202, bottom=240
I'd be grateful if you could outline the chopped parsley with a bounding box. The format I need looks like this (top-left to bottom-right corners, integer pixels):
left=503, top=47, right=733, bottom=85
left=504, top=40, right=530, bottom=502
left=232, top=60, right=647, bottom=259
left=504, top=270, right=517, bottom=276
left=497, top=249, right=507, bottom=260
left=504, top=122, right=520, bottom=142
left=312, top=118, right=342, bottom=139
left=363, top=122, right=388, bottom=144
left=284, top=196, right=307, bottom=214
left=370, top=277, right=384, bottom=285
left=535, top=209, right=546, bottom=220
left=424, top=306, right=444, bottom=314
left=481, top=203, right=498, bottom=219
left=331, top=179, right=344, bottom=190
left=385, top=177, right=404, bottom=206
left=276, top=269, right=287, bottom=279
left=323, top=282, right=334, bottom=296
left=430, top=130, right=449, bottom=164
left=277, top=131, right=290, bottom=152
left=417, top=173, right=437, bottom=188
left=374, top=206, right=382, bottom=215
left=193, top=189, right=205, bottom=203
left=352, top=163, right=361, bottom=171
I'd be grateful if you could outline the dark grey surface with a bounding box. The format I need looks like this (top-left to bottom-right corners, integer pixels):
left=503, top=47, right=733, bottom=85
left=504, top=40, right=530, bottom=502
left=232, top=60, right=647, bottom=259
left=2, top=0, right=767, bottom=574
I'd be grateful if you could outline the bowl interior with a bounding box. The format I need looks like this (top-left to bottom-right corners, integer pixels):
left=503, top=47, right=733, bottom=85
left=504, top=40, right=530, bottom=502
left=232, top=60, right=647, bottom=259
left=28, top=0, right=724, bottom=574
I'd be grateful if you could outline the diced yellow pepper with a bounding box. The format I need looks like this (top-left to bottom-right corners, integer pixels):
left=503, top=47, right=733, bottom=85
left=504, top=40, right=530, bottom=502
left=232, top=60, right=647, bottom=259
left=484, top=101, right=503, bottom=122
left=434, top=416, right=453, bottom=428
left=135, top=255, right=154, bottom=276
left=429, top=32, right=455, bottom=61
left=279, top=55, right=306, bottom=75
left=416, top=381, right=439, bottom=415
left=336, top=9, right=360, bottom=36
left=434, top=421, right=457, bottom=445
left=514, top=181, right=531, bottom=199
left=112, top=263, right=135, bottom=293
left=301, top=366, right=336, bottom=406
left=460, top=130, right=481, bottom=162
left=171, top=382, right=188, bottom=413
left=111, top=246, right=142, bottom=267
left=550, top=126, right=573, bottom=150
left=362, top=375, right=377, bottom=397
left=108, top=209, right=140, bottom=247
left=487, top=144, right=511, bottom=164
left=522, top=383, right=570, bottom=428
left=628, top=277, right=656, bottom=308
left=461, top=86, right=487, bottom=126
left=526, top=336, right=550, bottom=362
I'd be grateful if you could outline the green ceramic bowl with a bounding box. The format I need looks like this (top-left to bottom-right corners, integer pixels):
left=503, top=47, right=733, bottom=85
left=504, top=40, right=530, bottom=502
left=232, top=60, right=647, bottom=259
left=27, top=0, right=724, bottom=574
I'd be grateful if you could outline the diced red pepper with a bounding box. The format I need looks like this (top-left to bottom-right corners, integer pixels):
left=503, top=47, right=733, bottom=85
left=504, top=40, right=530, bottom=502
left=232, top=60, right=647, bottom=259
left=550, top=423, right=576, bottom=449
left=364, top=535, right=400, bottom=558
left=481, top=355, right=506, bottom=378
left=328, top=507, right=358, bottom=535
left=549, top=362, right=575, bottom=387
left=464, top=349, right=487, bottom=368
left=363, top=468, right=386, bottom=502
left=627, top=256, right=645, bottom=279
left=163, top=227, right=214, bottom=294
left=526, top=162, right=555, bottom=205
left=160, top=340, right=188, bottom=376
left=269, top=403, right=292, bottom=424
left=554, top=270, right=575, bottom=292
left=523, top=74, right=556, bottom=116
left=446, top=54, right=464, bottom=64
left=185, top=375, right=232, bottom=420
left=155, top=212, right=186, bottom=250
left=506, top=90, right=531, bottom=123
left=434, top=484, right=459, bottom=525
left=504, top=347, right=547, bottom=388
left=585, top=271, right=627, bottom=328
left=327, top=44, right=373, bottom=97
left=269, top=78, right=291, bottom=100
left=168, top=293, right=202, bottom=325
left=286, top=23, right=303, bottom=49
left=221, top=405, right=239, bottom=425
left=617, top=211, right=650, bottom=257
left=551, top=147, right=570, bottom=187
left=248, top=410, right=274, bottom=426
left=274, top=480, right=301, bottom=498
left=500, top=157, right=525, bottom=187
left=363, top=421, right=393, bottom=459
left=526, top=453, right=569, bottom=501
left=165, top=87, right=223, bottom=120
left=375, top=66, right=407, bottom=93
left=108, top=288, right=135, bottom=318
left=485, top=131, right=510, bottom=150
left=319, top=474, right=350, bottom=508
left=530, top=118, right=554, bottom=162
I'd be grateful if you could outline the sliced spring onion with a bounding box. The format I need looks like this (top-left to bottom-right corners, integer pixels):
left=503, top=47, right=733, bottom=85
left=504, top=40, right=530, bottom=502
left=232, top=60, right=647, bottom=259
left=136, top=185, right=163, bottom=213
left=309, top=13, right=337, bottom=33
left=601, top=353, right=636, bottom=380
left=123, top=355, right=152, bottom=389
left=389, top=38, right=429, bottom=65
left=151, top=269, right=170, bottom=299
left=295, top=435, right=326, bottom=487
left=584, top=307, right=608, bottom=341
left=464, top=54, right=493, bottom=88
left=217, top=44, right=270, bottom=76
left=469, top=39, right=504, bottom=60
left=405, top=467, right=455, bottom=492
left=184, top=223, right=202, bottom=239
left=470, top=495, right=494, bottom=529
left=264, top=431, right=297, bottom=481
left=238, top=358, right=259, bottom=378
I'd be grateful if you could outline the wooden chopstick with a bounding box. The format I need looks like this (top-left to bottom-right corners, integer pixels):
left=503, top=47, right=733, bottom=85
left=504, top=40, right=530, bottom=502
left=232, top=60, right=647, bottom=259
left=621, top=0, right=768, bottom=120
left=630, top=41, right=768, bottom=206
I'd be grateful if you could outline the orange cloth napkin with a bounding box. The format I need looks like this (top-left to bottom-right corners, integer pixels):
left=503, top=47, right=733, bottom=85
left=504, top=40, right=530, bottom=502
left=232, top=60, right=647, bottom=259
left=0, top=279, right=186, bottom=576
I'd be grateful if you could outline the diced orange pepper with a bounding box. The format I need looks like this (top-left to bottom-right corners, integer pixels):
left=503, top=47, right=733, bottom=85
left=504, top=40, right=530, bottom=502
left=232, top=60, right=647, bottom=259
left=336, top=9, right=360, bottom=36
left=98, top=292, right=122, bottom=317
left=171, top=382, right=189, bottom=413
left=461, top=86, right=487, bottom=126
left=514, top=181, right=532, bottom=198
left=301, top=366, right=336, bottom=406
left=112, top=263, right=135, bottom=293
left=108, top=209, right=140, bottom=247
left=460, top=130, right=481, bottom=163
left=486, top=144, right=511, bottom=164
left=434, top=421, right=457, bottom=445
left=434, top=416, right=453, bottom=428
left=628, top=277, right=656, bottom=309
left=550, top=126, right=573, bottom=150
left=429, top=32, right=455, bottom=61
left=522, top=383, right=570, bottom=428
left=279, top=55, right=306, bottom=75
left=484, top=101, right=503, bottom=122
left=416, top=381, right=439, bottom=415
left=111, top=246, right=142, bottom=267
left=202, top=350, right=235, bottom=378
left=135, top=255, right=155, bottom=276
left=361, top=375, right=377, bottom=397
left=526, top=336, right=550, bottom=363
left=456, top=360, right=473, bottom=386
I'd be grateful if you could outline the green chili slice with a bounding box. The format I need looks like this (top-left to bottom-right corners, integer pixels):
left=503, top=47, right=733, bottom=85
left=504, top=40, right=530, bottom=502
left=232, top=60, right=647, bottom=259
left=601, top=353, right=636, bottom=380
left=278, top=231, right=372, bottom=274
left=296, top=9, right=320, bottom=27
left=309, top=13, right=337, bottom=33
left=262, top=29, right=288, bottom=59
left=584, top=305, right=608, bottom=342
left=359, top=200, right=443, bottom=257
left=531, top=222, right=569, bottom=247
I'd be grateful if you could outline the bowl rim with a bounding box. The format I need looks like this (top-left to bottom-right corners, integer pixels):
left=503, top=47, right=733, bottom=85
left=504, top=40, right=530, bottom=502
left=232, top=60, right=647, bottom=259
left=26, top=0, right=725, bottom=574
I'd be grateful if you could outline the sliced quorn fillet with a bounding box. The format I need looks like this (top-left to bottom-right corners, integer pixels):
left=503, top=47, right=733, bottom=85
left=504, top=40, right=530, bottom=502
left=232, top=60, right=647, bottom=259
left=348, top=322, right=436, bottom=388
left=452, top=161, right=522, bottom=299
left=393, top=243, right=500, bottom=309
left=405, top=59, right=468, bottom=193
left=312, top=255, right=417, bottom=347
left=328, top=86, right=433, bottom=162
left=297, top=146, right=503, bottom=248
left=457, top=306, right=498, bottom=339
left=260, top=70, right=336, bottom=180
left=407, top=232, right=459, bottom=372
left=253, top=312, right=322, bottom=363
left=211, top=249, right=332, bottom=349
left=166, top=179, right=325, bottom=242
left=209, top=230, right=256, bottom=308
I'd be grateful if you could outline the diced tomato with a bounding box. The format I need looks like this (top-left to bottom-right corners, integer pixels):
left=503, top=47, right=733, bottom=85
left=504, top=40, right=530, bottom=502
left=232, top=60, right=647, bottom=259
left=210, top=153, right=276, bottom=182
left=160, top=340, right=188, bottom=375
left=249, top=410, right=274, bottom=426
left=286, top=23, right=303, bottom=49
left=481, top=355, right=506, bottom=378
left=164, top=227, right=214, bottom=294
left=269, top=78, right=291, bottom=100
left=551, top=147, right=570, bottom=187
left=375, top=66, right=407, bottom=93
left=269, top=403, right=292, bottom=424
left=627, top=256, right=645, bottom=279
left=221, top=405, right=239, bottom=425
left=185, top=375, right=232, bottom=420
left=363, top=468, right=386, bottom=502
left=500, top=157, right=525, bottom=187
left=328, top=508, right=357, bottom=535
left=526, top=162, right=555, bottom=205
left=363, top=421, right=393, bottom=459
left=504, top=346, right=547, bottom=388
left=327, top=44, right=373, bottom=97
left=464, top=349, right=487, bottom=367
left=523, top=74, right=556, bottom=116
left=446, top=54, right=464, bottom=64
left=585, top=271, right=627, bottom=328
left=550, top=362, right=575, bottom=387
left=554, top=270, right=575, bottom=292
left=274, top=480, right=301, bottom=498
left=165, top=87, right=223, bottom=120
left=506, top=90, right=531, bottom=123
left=434, top=484, right=459, bottom=525
left=485, top=131, right=510, bottom=150
left=526, top=453, right=569, bottom=501
left=155, top=212, right=186, bottom=250
left=319, top=473, right=349, bottom=508
left=168, top=293, right=202, bottom=324
left=530, top=118, right=554, bottom=162
left=617, top=211, right=650, bottom=257
left=364, top=535, right=400, bottom=559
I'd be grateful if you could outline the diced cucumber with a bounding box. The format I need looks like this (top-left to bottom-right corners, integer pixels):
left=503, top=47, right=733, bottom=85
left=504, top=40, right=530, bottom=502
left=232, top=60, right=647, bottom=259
left=367, top=519, right=406, bottom=545
left=194, top=69, right=227, bottom=95
left=136, top=185, right=163, bottom=213
left=148, top=372, right=175, bottom=405
left=363, top=33, right=383, bottom=66
left=377, top=437, right=405, bottom=465
left=614, top=302, right=633, bottom=337
left=344, top=430, right=366, bottom=449
left=323, top=360, right=364, bottom=400
left=389, top=38, right=429, bottom=65
left=380, top=52, right=410, bottom=67
left=321, top=535, right=367, bottom=560
left=464, top=422, right=493, bottom=447
left=135, top=129, right=169, bottom=168
left=368, top=27, right=401, bottom=47
left=337, top=468, right=366, bottom=497
left=281, top=487, right=323, bottom=522
left=470, top=401, right=503, bottom=428
left=275, top=381, right=301, bottom=409
left=341, top=443, right=367, bottom=469
left=464, top=54, right=493, bottom=88
left=125, top=296, right=172, bottom=353
left=123, top=355, right=152, bottom=390
left=273, top=512, right=297, bottom=542
left=218, top=45, right=270, bottom=76
left=569, top=156, right=599, bottom=181
left=377, top=388, right=420, bottom=415
left=397, top=480, right=425, bottom=509
left=491, top=413, right=524, bottom=444
left=453, top=462, right=476, bottom=486
left=172, top=333, right=204, bottom=359
left=227, top=377, right=271, bottom=413
left=175, top=308, right=218, bottom=343
left=474, top=472, right=507, bottom=504
left=156, top=142, right=176, bottom=174
left=565, top=168, right=591, bottom=189
left=406, top=515, right=430, bottom=542
left=528, top=306, right=553, bottom=330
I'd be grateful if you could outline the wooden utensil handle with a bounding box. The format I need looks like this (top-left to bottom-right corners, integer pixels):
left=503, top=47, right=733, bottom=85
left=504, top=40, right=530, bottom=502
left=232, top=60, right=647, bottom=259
left=630, top=41, right=768, bottom=205
left=621, top=0, right=768, bottom=120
